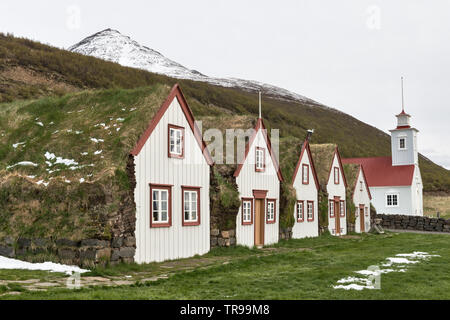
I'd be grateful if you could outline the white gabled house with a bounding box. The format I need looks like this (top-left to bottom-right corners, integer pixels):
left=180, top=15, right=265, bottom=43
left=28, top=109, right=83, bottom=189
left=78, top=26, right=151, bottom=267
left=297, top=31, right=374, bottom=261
left=342, top=162, right=372, bottom=233
left=291, top=140, right=320, bottom=238
left=310, top=144, right=348, bottom=236
left=234, top=116, right=283, bottom=248
left=130, top=84, right=213, bottom=263
left=343, top=107, right=423, bottom=216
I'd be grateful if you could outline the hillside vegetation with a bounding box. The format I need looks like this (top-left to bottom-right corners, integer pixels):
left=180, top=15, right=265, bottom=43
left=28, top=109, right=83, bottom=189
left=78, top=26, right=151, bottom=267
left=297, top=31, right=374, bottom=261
left=0, top=32, right=449, bottom=193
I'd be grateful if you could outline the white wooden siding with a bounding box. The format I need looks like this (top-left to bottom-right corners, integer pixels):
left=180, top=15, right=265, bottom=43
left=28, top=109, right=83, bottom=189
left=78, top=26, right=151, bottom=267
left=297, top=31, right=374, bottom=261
left=134, top=97, right=210, bottom=263
left=236, top=129, right=280, bottom=247
left=327, top=154, right=347, bottom=236
left=352, top=169, right=371, bottom=233
left=292, top=149, right=319, bottom=238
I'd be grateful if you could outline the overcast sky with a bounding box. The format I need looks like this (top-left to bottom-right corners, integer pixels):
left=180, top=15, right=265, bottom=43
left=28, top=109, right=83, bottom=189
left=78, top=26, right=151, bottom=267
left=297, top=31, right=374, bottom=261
left=1, top=0, right=449, bottom=169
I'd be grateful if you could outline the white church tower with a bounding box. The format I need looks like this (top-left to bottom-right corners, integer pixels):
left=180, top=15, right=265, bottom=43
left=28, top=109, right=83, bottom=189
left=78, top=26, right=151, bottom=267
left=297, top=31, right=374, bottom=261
left=388, top=78, right=423, bottom=215
left=389, top=109, right=419, bottom=166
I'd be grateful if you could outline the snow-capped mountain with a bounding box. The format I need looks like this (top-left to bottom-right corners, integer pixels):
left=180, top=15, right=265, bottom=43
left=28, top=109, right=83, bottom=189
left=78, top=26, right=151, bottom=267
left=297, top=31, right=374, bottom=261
left=69, top=29, right=317, bottom=104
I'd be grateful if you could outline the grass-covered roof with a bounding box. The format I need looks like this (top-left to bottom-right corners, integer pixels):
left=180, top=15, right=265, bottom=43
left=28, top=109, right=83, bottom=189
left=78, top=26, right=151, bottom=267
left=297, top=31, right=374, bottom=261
left=343, top=163, right=360, bottom=193
left=309, top=143, right=337, bottom=188
left=0, top=84, right=174, bottom=185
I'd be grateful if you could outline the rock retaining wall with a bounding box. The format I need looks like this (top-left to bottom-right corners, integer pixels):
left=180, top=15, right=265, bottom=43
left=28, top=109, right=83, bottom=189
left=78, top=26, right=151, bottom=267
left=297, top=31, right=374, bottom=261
left=210, top=229, right=236, bottom=247
left=376, top=214, right=450, bottom=233
left=0, top=236, right=136, bottom=267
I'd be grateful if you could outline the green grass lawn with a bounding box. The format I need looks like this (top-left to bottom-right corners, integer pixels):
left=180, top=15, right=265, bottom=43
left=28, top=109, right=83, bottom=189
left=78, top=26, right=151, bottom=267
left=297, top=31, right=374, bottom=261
left=1, top=232, right=449, bottom=300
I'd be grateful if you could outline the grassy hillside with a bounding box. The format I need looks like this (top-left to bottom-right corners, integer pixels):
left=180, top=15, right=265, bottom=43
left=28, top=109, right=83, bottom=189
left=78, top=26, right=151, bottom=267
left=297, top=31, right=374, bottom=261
left=1, top=32, right=449, bottom=192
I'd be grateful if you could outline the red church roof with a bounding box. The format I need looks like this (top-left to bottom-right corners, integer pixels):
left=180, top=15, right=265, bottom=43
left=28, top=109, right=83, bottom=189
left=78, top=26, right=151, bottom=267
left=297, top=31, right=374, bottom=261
left=341, top=156, right=414, bottom=187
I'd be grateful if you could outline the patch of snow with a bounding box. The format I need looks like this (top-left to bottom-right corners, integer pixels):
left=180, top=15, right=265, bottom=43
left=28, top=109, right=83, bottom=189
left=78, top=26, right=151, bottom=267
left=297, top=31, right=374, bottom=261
left=36, top=121, right=44, bottom=127
left=80, top=152, right=88, bottom=156
left=68, top=29, right=321, bottom=106
left=94, top=150, right=102, bottom=155
left=333, top=283, right=374, bottom=290
left=36, top=180, right=49, bottom=187
left=386, top=257, right=419, bottom=265
left=27, top=175, right=36, bottom=179
left=333, top=251, right=440, bottom=291
left=0, top=256, right=89, bottom=275
left=6, top=161, right=38, bottom=169
left=90, top=137, right=104, bottom=143
left=44, top=152, right=79, bottom=167
left=116, top=118, right=125, bottom=122
left=79, top=178, right=85, bottom=183
left=12, top=142, right=26, bottom=149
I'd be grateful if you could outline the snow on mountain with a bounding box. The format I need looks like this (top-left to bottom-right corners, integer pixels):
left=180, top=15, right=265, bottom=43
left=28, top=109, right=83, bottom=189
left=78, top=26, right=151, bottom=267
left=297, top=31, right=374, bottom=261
left=68, top=29, right=318, bottom=104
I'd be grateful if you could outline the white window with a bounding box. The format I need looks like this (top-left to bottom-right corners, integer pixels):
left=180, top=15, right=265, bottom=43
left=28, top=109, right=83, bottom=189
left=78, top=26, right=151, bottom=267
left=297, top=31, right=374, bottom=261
left=365, top=207, right=369, bottom=216
left=307, top=201, right=313, bottom=221
left=302, top=164, right=309, bottom=184
left=340, top=201, right=345, bottom=217
left=398, top=137, right=406, bottom=150
left=169, top=126, right=183, bottom=156
left=183, top=190, right=198, bottom=223
left=267, top=201, right=275, bottom=222
left=242, top=200, right=252, bottom=223
left=334, top=167, right=339, bottom=184
left=152, top=189, right=169, bottom=223
left=297, top=201, right=304, bottom=221
left=255, top=147, right=265, bottom=171
left=386, top=193, right=399, bottom=207
left=329, top=201, right=334, bottom=217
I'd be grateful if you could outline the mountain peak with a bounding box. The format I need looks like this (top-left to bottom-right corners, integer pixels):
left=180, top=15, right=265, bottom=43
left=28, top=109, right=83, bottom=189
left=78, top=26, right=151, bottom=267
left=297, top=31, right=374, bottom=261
left=69, top=29, right=317, bottom=104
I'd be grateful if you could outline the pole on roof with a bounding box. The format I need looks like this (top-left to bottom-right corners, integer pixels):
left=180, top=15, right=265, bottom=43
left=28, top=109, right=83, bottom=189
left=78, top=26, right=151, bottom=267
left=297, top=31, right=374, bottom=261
left=401, top=76, right=405, bottom=112
left=258, top=91, right=262, bottom=119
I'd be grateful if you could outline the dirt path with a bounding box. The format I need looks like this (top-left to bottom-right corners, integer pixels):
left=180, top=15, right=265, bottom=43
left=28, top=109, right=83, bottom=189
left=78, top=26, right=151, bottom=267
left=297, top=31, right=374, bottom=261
left=0, top=245, right=314, bottom=296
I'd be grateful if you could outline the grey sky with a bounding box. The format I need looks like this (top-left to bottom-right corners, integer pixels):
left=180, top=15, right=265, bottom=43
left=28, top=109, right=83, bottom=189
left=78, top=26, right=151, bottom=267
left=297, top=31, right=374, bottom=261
left=1, top=0, right=449, bottom=169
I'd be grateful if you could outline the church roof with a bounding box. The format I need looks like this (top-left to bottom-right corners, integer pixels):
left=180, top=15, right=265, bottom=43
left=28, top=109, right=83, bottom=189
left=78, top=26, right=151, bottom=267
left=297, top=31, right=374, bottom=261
left=341, top=156, right=415, bottom=187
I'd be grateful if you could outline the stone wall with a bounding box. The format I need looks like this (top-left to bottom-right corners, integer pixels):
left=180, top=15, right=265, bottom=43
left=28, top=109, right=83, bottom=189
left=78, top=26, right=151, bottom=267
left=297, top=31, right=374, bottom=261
left=376, top=214, right=450, bottom=233
left=210, top=229, right=236, bottom=247
left=279, top=227, right=292, bottom=240
left=347, top=222, right=355, bottom=233
left=0, top=236, right=136, bottom=267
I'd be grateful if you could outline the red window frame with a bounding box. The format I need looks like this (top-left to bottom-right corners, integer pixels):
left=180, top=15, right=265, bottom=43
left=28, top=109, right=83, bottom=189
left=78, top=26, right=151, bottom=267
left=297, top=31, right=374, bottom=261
left=168, top=124, right=185, bottom=159
left=340, top=200, right=346, bottom=217
left=181, top=186, right=201, bottom=226
left=255, top=147, right=266, bottom=172
left=302, top=164, right=309, bottom=184
left=329, top=200, right=335, bottom=218
left=266, top=199, right=276, bottom=224
left=297, top=200, right=304, bottom=222
left=307, top=200, right=314, bottom=221
left=149, top=183, right=172, bottom=228
left=241, top=197, right=253, bottom=225
left=334, top=167, right=339, bottom=184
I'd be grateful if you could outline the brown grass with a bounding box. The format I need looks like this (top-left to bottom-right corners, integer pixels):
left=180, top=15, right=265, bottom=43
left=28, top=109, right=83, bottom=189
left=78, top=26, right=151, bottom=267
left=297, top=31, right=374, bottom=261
left=423, top=193, right=450, bottom=219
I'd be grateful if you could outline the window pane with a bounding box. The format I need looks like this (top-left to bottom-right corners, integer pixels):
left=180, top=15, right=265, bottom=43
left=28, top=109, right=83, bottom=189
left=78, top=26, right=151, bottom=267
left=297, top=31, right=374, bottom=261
left=153, top=211, right=159, bottom=221
left=161, top=200, right=167, bottom=211
left=161, top=190, right=167, bottom=201
left=161, top=211, right=167, bottom=222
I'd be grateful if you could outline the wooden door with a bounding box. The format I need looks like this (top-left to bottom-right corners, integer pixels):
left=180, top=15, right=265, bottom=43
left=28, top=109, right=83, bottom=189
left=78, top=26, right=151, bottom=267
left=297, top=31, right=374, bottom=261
left=360, top=207, right=365, bottom=232
left=254, top=199, right=265, bottom=246
left=334, top=200, right=340, bottom=235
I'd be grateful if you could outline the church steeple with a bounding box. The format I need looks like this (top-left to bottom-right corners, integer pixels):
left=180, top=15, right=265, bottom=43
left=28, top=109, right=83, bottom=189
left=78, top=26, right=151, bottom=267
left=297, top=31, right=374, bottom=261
left=389, top=77, right=419, bottom=166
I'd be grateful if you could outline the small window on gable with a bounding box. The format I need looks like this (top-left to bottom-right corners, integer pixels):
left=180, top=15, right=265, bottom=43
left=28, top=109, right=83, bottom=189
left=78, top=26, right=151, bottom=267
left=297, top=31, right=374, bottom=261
left=365, top=207, right=369, bottom=216
left=168, top=124, right=184, bottom=158
left=334, top=167, right=339, bottom=184
left=360, top=181, right=363, bottom=192
left=302, top=164, right=309, bottom=184
left=386, top=193, right=399, bottom=207
left=255, top=147, right=265, bottom=172
left=297, top=201, right=304, bottom=222
left=399, top=137, right=406, bottom=150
